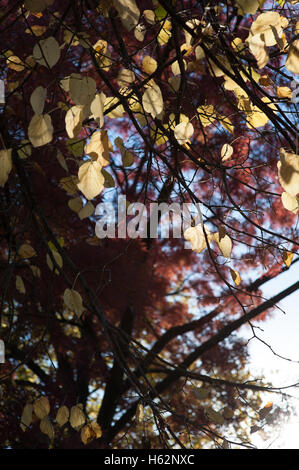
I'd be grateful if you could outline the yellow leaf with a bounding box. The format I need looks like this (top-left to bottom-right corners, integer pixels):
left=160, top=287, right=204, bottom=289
left=90, top=92, right=106, bottom=128
left=184, top=224, right=212, bottom=254
left=19, top=244, right=36, bottom=259
left=84, top=130, right=110, bottom=166
left=30, top=265, right=41, bottom=278
left=276, top=86, right=292, bottom=99
left=25, top=25, right=47, bottom=36
left=16, top=275, right=26, bottom=294
left=285, top=40, right=299, bottom=74
left=60, top=175, right=79, bottom=195
left=28, top=113, right=53, bottom=147
left=24, top=0, right=54, bottom=13
left=65, top=106, right=84, bottom=139
left=282, top=250, right=294, bottom=268
left=281, top=192, right=299, bottom=214
left=40, top=416, right=54, bottom=439
left=157, top=20, right=172, bottom=45
left=46, top=251, right=63, bottom=274
left=113, top=0, right=140, bottom=31
left=68, top=197, right=83, bottom=213
left=33, top=36, right=60, bottom=68
left=63, top=288, right=84, bottom=318
left=78, top=201, right=94, bottom=220
left=174, top=121, right=194, bottom=145
left=142, top=56, right=157, bottom=74
left=230, top=268, right=241, bottom=286
left=135, top=403, right=144, bottom=423
left=102, top=168, right=115, bottom=188
left=0, top=149, right=12, bottom=187
left=143, top=9, right=156, bottom=25
left=6, top=55, right=25, bottom=72
left=81, top=424, right=94, bottom=445
left=56, top=405, right=69, bottom=427
left=20, top=404, right=33, bottom=431
left=221, top=143, right=234, bottom=161
left=69, top=73, right=96, bottom=106
left=278, top=148, right=299, bottom=196
left=33, top=397, right=50, bottom=419
left=70, top=404, right=85, bottom=430
left=30, top=86, right=46, bottom=114
left=77, top=160, right=105, bottom=200
left=142, top=83, right=163, bottom=118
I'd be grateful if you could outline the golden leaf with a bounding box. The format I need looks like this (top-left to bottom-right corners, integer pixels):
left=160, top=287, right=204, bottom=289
left=70, top=404, right=85, bottom=430
left=33, top=397, right=50, bottom=420
left=63, top=288, right=84, bottom=318
left=19, top=244, right=36, bottom=259
left=282, top=250, right=294, bottom=268
left=230, top=268, right=241, bottom=286
left=56, top=405, right=69, bottom=427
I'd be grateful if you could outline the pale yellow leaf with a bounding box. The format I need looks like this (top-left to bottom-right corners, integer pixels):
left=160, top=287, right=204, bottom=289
left=33, top=397, right=50, bottom=420
left=60, top=175, right=79, bottom=195
left=157, top=20, right=171, bottom=45
left=281, top=191, right=299, bottom=214
left=28, top=113, right=53, bottom=147
left=30, top=265, right=41, bottom=278
left=63, top=288, right=84, bottom=318
left=0, top=149, right=12, bottom=187
left=16, top=275, right=26, bottom=294
left=40, top=416, right=54, bottom=440
left=277, top=86, right=292, bottom=99
left=278, top=148, right=299, bottom=196
left=221, top=143, right=234, bottom=161
left=142, top=56, right=157, bottom=74
left=142, top=83, right=163, bottom=118
left=135, top=403, right=144, bottom=423
left=70, top=404, right=85, bottom=430
left=33, top=36, right=60, bottom=68
left=78, top=201, right=94, bottom=220
left=25, top=0, right=54, bottom=13
left=90, top=92, right=106, bottom=128
left=20, top=404, right=33, bottom=432
left=56, top=405, right=69, bottom=427
left=46, top=251, right=63, bottom=274
left=65, top=106, right=84, bottom=139
left=282, top=250, right=294, bottom=268
left=113, top=0, right=140, bottom=30
left=30, top=86, right=46, bottom=114
left=68, top=197, right=83, bottom=213
left=134, top=24, right=146, bottom=42
left=6, top=55, right=25, bottom=72
left=285, top=40, right=299, bottom=74
left=69, top=74, right=96, bottom=106
left=143, top=9, right=155, bottom=25
left=84, top=130, right=110, bottom=166
left=184, top=224, right=212, bottom=254
left=174, top=121, right=194, bottom=145
left=230, top=268, right=241, bottom=286
left=19, top=244, right=36, bottom=259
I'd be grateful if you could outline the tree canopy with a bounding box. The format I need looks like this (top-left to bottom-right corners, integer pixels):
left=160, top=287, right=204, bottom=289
left=0, top=0, right=298, bottom=449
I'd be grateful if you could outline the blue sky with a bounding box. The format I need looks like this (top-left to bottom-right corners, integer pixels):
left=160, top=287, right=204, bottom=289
left=239, top=260, right=299, bottom=448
